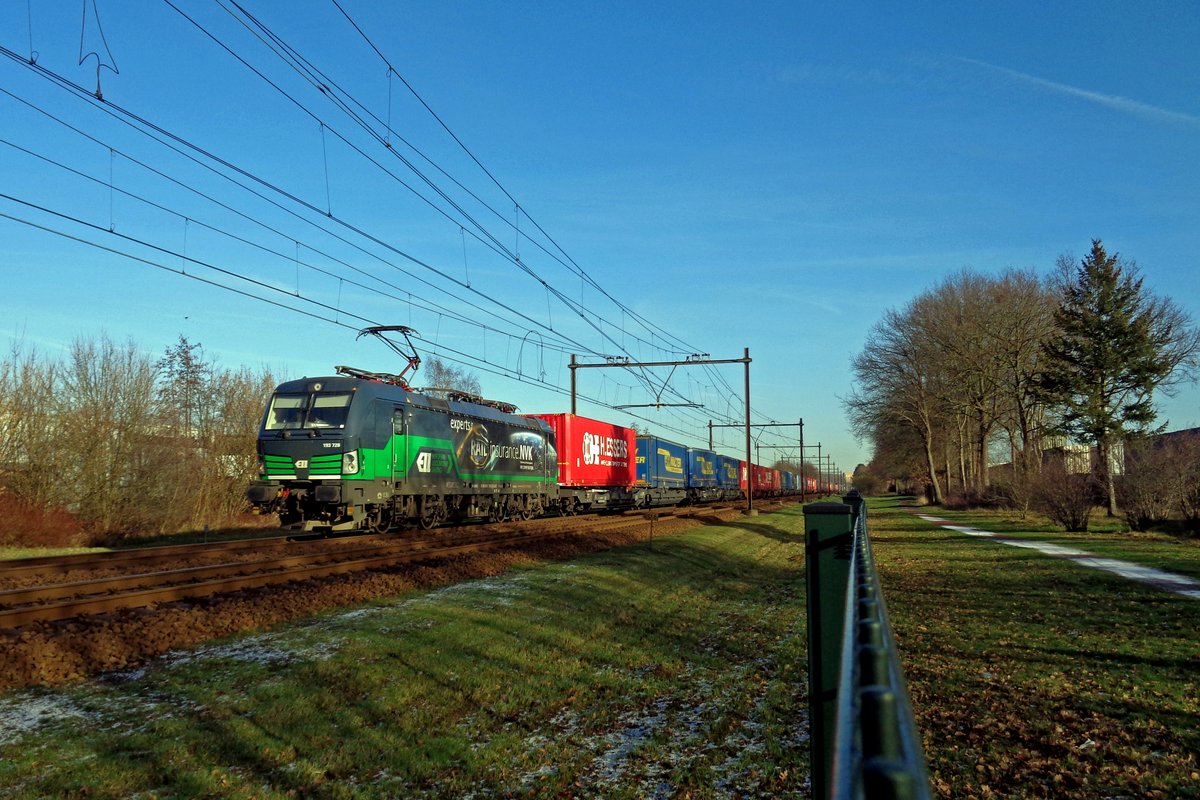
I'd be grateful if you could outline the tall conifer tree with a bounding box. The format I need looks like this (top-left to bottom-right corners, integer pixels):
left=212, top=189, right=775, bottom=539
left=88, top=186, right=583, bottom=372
left=1040, top=240, right=1199, bottom=516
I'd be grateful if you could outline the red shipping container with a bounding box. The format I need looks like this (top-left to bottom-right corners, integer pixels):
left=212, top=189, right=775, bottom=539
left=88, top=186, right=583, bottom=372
left=751, top=464, right=781, bottom=495
left=738, top=459, right=749, bottom=492
left=525, top=413, right=636, bottom=488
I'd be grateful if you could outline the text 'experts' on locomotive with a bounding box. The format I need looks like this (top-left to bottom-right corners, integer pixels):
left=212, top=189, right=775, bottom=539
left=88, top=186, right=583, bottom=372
left=246, top=372, right=819, bottom=533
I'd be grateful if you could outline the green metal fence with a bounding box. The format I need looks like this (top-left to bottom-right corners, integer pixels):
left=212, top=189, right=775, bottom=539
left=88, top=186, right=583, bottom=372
left=805, top=491, right=932, bottom=800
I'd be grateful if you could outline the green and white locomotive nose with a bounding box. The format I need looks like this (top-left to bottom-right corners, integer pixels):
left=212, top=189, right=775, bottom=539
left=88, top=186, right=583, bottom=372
left=247, top=368, right=558, bottom=534
left=247, top=378, right=365, bottom=528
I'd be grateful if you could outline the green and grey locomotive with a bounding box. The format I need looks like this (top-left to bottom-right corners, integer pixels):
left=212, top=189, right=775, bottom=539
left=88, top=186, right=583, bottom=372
left=246, top=368, right=558, bottom=533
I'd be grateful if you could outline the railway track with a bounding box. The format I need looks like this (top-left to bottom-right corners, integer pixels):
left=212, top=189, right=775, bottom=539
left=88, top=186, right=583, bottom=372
left=0, top=500, right=790, bottom=689
left=0, top=505, right=728, bottom=629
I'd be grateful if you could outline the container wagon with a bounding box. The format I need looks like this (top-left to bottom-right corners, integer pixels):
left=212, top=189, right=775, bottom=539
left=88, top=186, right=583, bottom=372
left=633, top=435, right=689, bottom=507
left=524, top=412, right=636, bottom=513
left=686, top=447, right=721, bottom=503
left=715, top=455, right=743, bottom=501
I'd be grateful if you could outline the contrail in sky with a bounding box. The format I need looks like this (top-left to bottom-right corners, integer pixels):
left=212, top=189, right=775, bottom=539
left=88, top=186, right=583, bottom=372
left=956, top=56, right=1200, bottom=129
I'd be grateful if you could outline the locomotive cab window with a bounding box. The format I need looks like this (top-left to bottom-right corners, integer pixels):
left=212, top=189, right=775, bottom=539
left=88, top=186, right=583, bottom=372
left=265, top=391, right=353, bottom=430
left=308, top=392, right=352, bottom=428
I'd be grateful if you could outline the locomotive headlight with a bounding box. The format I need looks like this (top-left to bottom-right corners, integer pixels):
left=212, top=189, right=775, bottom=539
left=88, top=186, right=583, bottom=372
left=341, top=450, right=359, bottom=475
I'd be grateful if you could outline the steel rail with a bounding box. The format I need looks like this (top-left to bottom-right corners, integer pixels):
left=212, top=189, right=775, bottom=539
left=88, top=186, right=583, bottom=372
left=0, top=528, right=589, bottom=627
left=0, top=509, right=695, bottom=628
left=0, top=533, right=327, bottom=576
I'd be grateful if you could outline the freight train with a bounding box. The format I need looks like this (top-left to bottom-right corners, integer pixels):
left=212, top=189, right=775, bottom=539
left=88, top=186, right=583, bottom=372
left=246, top=364, right=820, bottom=533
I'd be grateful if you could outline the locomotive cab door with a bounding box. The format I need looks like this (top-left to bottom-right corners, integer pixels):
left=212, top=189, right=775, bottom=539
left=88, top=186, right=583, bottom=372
left=392, top=408, right=406, bottom=486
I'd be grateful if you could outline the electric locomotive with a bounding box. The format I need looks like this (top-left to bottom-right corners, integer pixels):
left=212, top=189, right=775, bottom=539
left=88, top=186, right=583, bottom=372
left=247, top=326, right=805, bottom=531
left=246, top=369, right=557, bottom=532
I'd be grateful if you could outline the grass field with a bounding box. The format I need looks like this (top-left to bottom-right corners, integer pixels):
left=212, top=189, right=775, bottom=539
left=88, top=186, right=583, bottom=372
left=874, top=498, right=1200, bottom=799
left=1, top=500, right=1196, bottom=799
left=0, top=509, right=812, bottom=799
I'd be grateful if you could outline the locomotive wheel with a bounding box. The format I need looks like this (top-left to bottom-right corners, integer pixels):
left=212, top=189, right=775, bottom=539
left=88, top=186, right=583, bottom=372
left=369, top=506, right=391, bottom=534
left=518, top=499, right=535, bottom=521
left=418, top=495, right=444, bottom=530
left=487, top=497, right=505, bottom=523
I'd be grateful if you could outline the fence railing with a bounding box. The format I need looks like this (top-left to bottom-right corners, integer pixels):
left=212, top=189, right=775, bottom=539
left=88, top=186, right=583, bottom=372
left=804, top=491, right=932, bottom=800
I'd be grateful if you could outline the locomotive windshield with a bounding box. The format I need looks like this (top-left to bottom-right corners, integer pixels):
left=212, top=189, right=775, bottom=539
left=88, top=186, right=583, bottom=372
left=265, top=391, right=353, bottom=430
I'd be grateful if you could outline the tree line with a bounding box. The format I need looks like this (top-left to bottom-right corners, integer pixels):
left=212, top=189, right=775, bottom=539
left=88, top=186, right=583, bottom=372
left=846, top=240, right=1200, bottom=531
left=0, top=334, right=278, bottom=544
left=0, top=333, right=489, bottom=546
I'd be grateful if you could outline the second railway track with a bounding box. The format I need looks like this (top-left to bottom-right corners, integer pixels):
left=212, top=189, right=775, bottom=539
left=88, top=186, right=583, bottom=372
left=0, top=506, right=730, bottom=629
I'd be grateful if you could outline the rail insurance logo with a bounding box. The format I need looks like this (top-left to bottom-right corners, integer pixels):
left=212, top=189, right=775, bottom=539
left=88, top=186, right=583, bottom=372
left=452, top=418, right=540, bottom=471
left=582, top=432, right=629, bottom=468
left=452, top=418, right=494, bottom=470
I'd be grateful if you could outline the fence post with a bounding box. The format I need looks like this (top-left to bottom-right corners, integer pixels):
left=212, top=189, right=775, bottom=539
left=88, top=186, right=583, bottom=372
left=842, top=489, right=864, bottom=528
left=804, top=501, right=854, bottom=799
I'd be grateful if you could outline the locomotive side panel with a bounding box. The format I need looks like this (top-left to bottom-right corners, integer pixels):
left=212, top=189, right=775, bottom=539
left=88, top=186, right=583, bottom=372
left=399, top=399, right=555, bottom=493
left=249, top=377, right=556, bottom=531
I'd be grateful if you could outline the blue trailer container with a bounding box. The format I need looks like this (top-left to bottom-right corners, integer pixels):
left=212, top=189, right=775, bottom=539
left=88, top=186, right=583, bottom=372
left=687, top=448, right=719, bottom=489
left=781, top=470, right=796, bottom=493
left=635, top=436, right=687, bottom=489
left=715, top=454, right=741, bottom=491
left=686, top=447, right=720, bottom=502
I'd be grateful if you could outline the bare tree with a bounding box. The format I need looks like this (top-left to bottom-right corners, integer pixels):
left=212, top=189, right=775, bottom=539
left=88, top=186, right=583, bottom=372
left=0, top=342, right=62, bottom=512
left=58, top=334, right=159, bottom=536
left=418, top=356, right=483, bottom=396
left=913, top=272, right=1006, bottom=496
left=1119, top=433, right=1200, bottom=532
left=991, top=271, right=1057, bottom=478
left=1034, top=455, right=1098, bottom=532
left=152, top=339, right=279, bottom=531
left=869, top=423, right=932, bottom=498
left=847, top=302, right=949, bottom=503
left=156, top=335, right=214, bottom=439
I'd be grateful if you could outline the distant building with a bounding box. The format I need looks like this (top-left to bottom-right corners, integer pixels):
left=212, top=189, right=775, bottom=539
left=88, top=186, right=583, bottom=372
left=1041, top=436, right=1124, bottom=476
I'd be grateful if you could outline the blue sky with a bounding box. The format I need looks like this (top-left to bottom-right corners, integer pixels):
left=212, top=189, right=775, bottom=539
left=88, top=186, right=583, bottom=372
left=2, top=1, right=1199, bottom=474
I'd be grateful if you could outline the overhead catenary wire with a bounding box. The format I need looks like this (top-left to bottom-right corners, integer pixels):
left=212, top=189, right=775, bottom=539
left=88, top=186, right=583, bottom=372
left=0, top=205, right=710, bottom=444
left=325, top=0, right=708, bottom=364
left=1, top=91, right=721, bottom=432
left=219, top=0, right=718, bottom=378
left=1, top=39, right=711, bottom=413
left=183, top=0, right=677, bottom=366
left=0, top=9, right=808, bottom=455
left=0, top=90, right=588, bottom=353
left=0, top=47, right=618, bottom=363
